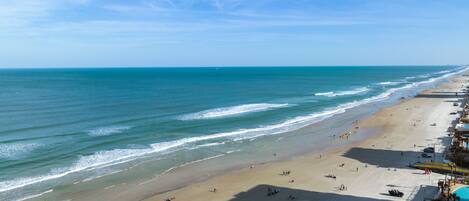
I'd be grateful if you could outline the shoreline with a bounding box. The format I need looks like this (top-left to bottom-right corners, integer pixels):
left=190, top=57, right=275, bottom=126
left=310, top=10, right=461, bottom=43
left=24, top=68, right=467, bottom=201
left=139, top=74, right=468, bottom=201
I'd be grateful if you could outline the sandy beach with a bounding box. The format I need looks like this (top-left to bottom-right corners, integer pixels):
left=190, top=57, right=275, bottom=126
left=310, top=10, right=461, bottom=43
left=140, top=74, right=468, bottom=201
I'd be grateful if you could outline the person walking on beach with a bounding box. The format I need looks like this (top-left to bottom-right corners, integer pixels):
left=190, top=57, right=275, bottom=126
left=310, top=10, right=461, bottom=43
left=339, top=184, right=347, bottom=191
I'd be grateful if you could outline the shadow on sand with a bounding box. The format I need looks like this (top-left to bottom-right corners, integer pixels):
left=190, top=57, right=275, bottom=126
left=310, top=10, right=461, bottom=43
left=229, top=184, right=390, bottom=201
left=416, top=93, right=463, bottom=98
left=411, top=185, right=440, bottom=201
left=342, top=147, right=440, bottom=169
left=431, top=91, right=465, bottom=94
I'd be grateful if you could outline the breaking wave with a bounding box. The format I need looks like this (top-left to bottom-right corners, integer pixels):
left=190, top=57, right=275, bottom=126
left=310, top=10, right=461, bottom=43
left=88, top=126, right=132, bottom=137
left=314, top=87, right=370, bottom=97
left=178, top=103, right=291, bottom=120
left=377, top=81, right=403, bottom=86
left=0, top=143, right=41, bottom=159
left=2, top=66, right=468, bottom=195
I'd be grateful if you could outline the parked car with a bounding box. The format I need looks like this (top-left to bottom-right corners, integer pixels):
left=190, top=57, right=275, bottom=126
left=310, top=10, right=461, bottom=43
left=423, top=147, right=435, bottom=153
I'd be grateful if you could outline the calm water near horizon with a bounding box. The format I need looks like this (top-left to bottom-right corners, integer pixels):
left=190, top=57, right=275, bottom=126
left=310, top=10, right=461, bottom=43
left=0, top=66, right=466, bottom=200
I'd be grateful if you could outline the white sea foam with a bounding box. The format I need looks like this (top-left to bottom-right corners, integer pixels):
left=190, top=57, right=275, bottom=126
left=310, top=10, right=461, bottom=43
left=0, top=142, right=179, bottom=193
left=0, top=134, right=246, bottom=193
left=314, top=87, right=370, bottom=97
left=406, top=68, right=462, bottom=80
left=178, top=103, right=291, bottom=120
left=16, top=189, right=53, bottom=201
left=435, top=70, right=451, bottom=74
left=377, top=81, right=403, bottom=86
left=0, top=143, right=41, bottom=159
left=226, top=149, right=241, bottom=154
left=4, top=66, right=468, bottom=195
left=417, top=74, right=431, bottom=78
left=194, top=142, right=226, bottom=149
left=162, top=154, right=225, bottom=174
left=88, top=126, right=131, bottom=137
left=313, top=91, right=334, bottom=96
left=234, top=66, right=468, bottom=142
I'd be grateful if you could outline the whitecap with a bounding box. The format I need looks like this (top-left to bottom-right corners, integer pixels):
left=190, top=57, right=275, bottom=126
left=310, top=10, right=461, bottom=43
left=377, top=81, right=402, bottom=86
left=434, top=70, right=451, bottom=75
left=314, top=87, right=369, bottom=97
left=314, top=92, right=334, bottom=96
left=178, top=103, right=291, bottom=120
left=417, top=74, right=431, bottom=78
left=87, top=126, right=131, bottom=137
left=0, top=143, right=41, bottom=159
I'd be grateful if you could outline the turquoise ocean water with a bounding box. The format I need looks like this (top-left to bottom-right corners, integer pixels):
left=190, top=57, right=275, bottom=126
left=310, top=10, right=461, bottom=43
left=0, top=66, right=466, bottom=200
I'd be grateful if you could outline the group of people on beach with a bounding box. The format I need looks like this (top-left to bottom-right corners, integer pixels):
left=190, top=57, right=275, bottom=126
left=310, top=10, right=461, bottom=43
left=266, top=186, right=297, bottom=200
left=281, top=170, right=291, bottom=176
left=330, top=121, right=360, bottom=140
left=326, top=174, right=337, bottom=179
left=266, top=187, right=280, bottom=196
left=338, top=132, right=351, bottom=140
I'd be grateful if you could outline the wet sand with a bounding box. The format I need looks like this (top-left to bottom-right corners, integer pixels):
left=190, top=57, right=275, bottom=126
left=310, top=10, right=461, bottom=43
left=143, top=74, right=467, bottom=201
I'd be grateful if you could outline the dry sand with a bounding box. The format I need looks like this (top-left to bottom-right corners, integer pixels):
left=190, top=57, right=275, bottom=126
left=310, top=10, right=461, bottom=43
left=143, top=75, right=468, bottom=201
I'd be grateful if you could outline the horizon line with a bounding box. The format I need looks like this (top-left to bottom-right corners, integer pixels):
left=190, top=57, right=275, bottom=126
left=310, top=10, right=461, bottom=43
left=0, top=64, right=464, bottom=70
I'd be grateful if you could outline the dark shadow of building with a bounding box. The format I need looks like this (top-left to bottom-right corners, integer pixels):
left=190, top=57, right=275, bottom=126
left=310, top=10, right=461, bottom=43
left=230, top=184, right=391, bottom=201
left=342, top=147, right=436, bottom=169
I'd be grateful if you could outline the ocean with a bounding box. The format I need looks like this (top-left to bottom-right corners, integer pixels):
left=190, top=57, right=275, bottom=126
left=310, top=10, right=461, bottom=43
left=0, top=66, right=466, bottom=200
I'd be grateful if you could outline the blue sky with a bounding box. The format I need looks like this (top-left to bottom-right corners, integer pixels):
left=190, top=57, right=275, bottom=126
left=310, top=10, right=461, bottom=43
left=1, top=0, right=469, bottom=67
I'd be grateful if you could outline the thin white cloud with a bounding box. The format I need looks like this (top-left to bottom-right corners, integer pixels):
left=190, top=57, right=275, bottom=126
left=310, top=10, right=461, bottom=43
left=102, top=0, right=181, bottom=14
left=0, top=0, right=92, bottom=28
left=1, top=0, right=469, bottom=67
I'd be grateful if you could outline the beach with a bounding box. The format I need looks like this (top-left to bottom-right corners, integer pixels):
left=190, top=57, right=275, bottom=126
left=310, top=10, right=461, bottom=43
left=2, top=67, right=466, bottom=201
left=139, top=74, right=467, bottom=201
